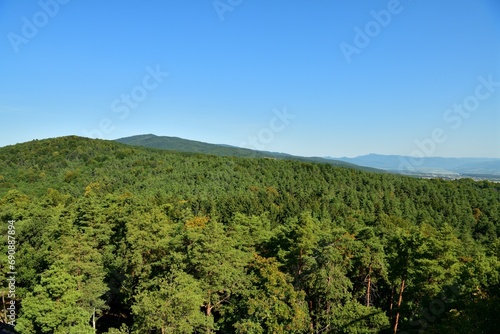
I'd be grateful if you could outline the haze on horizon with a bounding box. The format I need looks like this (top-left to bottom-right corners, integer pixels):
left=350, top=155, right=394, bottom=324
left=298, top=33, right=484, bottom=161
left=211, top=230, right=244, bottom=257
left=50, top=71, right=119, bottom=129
left=1, top=0, right=499, bottom=158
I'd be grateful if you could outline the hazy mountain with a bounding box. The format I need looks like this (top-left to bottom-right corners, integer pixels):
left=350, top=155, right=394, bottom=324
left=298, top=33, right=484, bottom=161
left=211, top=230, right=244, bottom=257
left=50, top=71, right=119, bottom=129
left=329, top=154, right=500, bottom=177
left=115, top=134, right=381, bottom=172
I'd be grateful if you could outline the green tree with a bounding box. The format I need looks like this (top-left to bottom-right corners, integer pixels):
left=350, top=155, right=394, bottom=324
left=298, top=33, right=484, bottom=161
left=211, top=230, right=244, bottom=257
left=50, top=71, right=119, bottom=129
left=15, top=265, right=94, bottom=333
left=183, top=218, right=251, bottom=333
left=234, top=255, right=309, bottom=333
left=132, top=271, right=204, bottom=334
left=16, top=204, right=109, bottom=333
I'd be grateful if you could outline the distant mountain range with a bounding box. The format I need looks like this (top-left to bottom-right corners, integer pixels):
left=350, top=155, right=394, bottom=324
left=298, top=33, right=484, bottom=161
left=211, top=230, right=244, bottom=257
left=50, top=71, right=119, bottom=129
left=115, top=135, right=499, bottom=180
left=114, top=134, right=380, bottom=172
left=329, top=154, right=500, bottom=178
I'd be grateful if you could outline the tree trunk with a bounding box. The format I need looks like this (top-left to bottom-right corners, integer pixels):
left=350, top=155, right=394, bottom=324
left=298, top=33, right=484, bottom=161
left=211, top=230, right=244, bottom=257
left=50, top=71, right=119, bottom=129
left=92, top=307, right=95, bottom=332
left=309, top=300, right=314, bottom=333
left=389, top=285, right=395, bottom=320
left=298, top=248, right=303, bottom=276
left=393, top=279, right=406, bottom=334
left=366, top=264, right=372, bottom=307
left=206, top=299, right=212, bottom=334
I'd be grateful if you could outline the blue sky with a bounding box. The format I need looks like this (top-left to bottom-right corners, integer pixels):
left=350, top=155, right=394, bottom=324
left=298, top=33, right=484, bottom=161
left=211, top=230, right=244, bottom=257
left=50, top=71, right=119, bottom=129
left=1, top=0, right=499, bottom=157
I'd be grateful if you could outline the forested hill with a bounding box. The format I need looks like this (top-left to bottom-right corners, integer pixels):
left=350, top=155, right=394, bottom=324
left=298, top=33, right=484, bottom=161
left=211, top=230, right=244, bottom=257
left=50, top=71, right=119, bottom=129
left=0, top=136, right=499, bottom=333
left=115, top=134, right=378, bottom=172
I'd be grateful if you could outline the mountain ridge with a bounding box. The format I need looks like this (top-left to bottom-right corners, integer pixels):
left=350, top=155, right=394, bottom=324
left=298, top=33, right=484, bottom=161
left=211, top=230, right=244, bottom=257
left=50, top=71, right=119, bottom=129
left=114, top=134, right=382, bottom=172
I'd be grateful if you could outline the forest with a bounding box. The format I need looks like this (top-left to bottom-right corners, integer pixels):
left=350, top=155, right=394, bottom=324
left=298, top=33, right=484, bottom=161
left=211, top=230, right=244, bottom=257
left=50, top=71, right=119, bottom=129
left=0, top=136, right=498, bottom=333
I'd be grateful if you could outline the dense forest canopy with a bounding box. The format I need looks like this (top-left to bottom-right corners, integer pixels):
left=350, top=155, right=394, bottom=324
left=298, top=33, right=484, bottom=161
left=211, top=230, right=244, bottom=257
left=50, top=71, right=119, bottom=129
left=0, top=136, right=498, bottom=333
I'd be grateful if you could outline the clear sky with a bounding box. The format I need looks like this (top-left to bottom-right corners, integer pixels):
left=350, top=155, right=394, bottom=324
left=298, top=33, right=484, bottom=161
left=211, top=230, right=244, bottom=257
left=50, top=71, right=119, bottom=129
left=1, top=0, right=499, bottom=158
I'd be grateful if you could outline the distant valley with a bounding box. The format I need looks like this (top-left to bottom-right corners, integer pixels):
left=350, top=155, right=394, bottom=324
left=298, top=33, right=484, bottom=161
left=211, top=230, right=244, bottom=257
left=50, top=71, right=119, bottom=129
left=330, top=154, right=500, bottom=181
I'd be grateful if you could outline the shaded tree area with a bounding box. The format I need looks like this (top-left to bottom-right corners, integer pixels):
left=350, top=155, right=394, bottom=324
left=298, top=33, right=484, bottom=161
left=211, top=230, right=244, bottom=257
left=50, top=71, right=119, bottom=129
left=0, top=137, right=498, bottom=333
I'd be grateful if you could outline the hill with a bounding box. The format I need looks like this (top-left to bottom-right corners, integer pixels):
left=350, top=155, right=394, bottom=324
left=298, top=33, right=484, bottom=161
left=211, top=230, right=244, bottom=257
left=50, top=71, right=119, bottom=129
left=115, top=134, right=380, bottom=172
left=0, top=136, right=498, bottom=334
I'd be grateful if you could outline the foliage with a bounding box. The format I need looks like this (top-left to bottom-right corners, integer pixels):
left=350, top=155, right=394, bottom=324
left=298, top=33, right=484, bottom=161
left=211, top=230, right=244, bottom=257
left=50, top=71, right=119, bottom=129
left=0, top=136, right=497, bottom=333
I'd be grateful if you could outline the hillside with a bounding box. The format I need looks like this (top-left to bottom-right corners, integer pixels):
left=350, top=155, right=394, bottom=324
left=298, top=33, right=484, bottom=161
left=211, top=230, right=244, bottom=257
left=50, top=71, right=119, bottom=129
left=0, top=136, right=498, bottom=334
left=115, top=134, right=379, bottom=172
